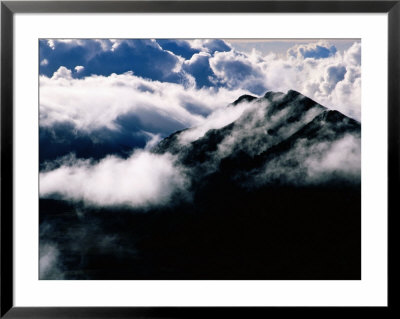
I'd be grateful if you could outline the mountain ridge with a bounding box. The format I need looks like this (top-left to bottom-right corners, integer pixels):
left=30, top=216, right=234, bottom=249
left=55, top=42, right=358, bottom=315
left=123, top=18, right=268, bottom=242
left=39, top=89, right=361, bottom=280
left=153, top=89, right=360, bottom=189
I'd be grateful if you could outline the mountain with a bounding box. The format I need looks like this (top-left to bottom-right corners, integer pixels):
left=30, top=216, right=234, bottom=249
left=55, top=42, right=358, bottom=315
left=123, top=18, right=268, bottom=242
left=153, top=89, right=360, bottom=189
left=39, top=90, right=361, bottom=280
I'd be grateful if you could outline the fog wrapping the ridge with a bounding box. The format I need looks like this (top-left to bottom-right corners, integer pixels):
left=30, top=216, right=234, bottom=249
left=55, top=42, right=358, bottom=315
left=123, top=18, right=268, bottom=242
left=40, top=89, right=361, bottom=208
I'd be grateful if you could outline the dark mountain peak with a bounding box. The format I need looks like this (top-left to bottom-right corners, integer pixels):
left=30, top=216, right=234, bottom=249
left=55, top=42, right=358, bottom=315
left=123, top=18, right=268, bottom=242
left=280, top=90, right=314, bottom=107
left=154, top=91, right=360, bottom=176
left=234, top=89, right=309, bottom=108
left=263, top=91, right=284, bottom=101
left=286, top=89, right=301, bottom=99
left=231, top=94, right=257, bottom=106
left=262, top=89, right=325, bottom=119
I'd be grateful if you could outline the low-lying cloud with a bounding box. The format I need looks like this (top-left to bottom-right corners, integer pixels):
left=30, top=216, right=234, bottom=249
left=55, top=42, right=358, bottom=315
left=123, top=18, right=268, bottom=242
left=40, top=70, right=249, bottom=132
left=39, top=70, right=249, bottom=163
left=39, top=242, right=65, bottom=279
left=40, top=151, right=188, bottom=208
left=249, top=133, right=361, bottom=187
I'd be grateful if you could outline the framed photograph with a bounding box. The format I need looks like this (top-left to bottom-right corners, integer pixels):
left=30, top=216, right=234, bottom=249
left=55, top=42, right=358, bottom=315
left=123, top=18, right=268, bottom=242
left=1, top=0, right=397, bottom=317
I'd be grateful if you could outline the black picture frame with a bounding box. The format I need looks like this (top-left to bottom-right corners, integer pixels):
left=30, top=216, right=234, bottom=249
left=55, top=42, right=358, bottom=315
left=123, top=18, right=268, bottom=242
left=1, top=0, right=397, bottom=317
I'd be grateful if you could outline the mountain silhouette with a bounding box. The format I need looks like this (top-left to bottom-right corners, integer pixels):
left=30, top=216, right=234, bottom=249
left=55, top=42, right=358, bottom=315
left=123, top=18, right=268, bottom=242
left=154, top=89, right=360, bottom=187
left=40, top=90, right=361, bottom=280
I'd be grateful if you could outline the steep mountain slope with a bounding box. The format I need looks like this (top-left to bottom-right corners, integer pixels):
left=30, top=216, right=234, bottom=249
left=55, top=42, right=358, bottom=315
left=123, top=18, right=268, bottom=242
left=154, top=89, right=360, bottom=188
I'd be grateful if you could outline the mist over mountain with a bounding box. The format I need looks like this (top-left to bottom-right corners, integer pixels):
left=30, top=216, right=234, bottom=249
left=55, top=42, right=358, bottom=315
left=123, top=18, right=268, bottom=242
left=39, top=90, right=361, bottom=280
left=153, top=89, right=360, bottom=190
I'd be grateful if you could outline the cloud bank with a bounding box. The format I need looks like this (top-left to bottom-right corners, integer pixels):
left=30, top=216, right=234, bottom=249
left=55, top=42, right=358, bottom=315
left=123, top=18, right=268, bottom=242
left=39, top=71, right=248, bottom=163
left=39, top=39, right=361, bottom=165
left=40, top=151, right=188, bottom=207
left=40, top=39, right=361, bottom=120
left=249, top=133, right=361, bottom=187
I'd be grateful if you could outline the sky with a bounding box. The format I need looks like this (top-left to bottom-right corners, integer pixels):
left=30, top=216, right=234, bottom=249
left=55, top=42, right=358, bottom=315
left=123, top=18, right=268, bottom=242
left=39, top=38, right=361, bottom=127
left=39, top=38, right=361, bottom=205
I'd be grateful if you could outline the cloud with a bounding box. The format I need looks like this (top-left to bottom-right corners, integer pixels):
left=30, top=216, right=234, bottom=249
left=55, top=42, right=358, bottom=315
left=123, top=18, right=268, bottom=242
left=40, top=150, right=188, bottom=208
left=40, top=58, right=49, bottom=66
left=39, top=70, right=250, bottom=162
left=74, top=65, right=84, bottom=73
left=40, top=69, right=248, bottom=131
left=39, top=213, right=139, bottom=279
left=182, top=52, right=215, bottom=88
left=84, top=40, right=183, bottom=83
left=305, top=133, right=361, bottom=182
left=188, top=39, right=232, bottom=54
left=39, top=39, right=184, bottom=83
left=39, top=39, right=361, bottom=167
left=39, top=89, right=361, bottom=210
left=178, top=99, right=257, bottom=144
left=47, top=39, right=55, bottom=50
left=209, top=50, right=267, bottom=94
left=156, top=39, right=200, bottom=59
left=39, top=122, right=150, bottom=165
left=40, top=39, right=105, bottom=76
left=51, top=66, right=72, bottom=80
left=39, top=242, right=65, bottom=279
left=39, top=39, right=361, bottom=121
left=261, top=41, right=361, bottom=120
left=215, top=93, right=326, bottom=158
left=250, top=133, right=361, bottom=187
left=344, top=41, right=361, bottom=65
left=321, top=65, right=347, bottom=94
left=288, top=42, right=337, bottom=59
left=157, top=90, right=360, bottom=191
